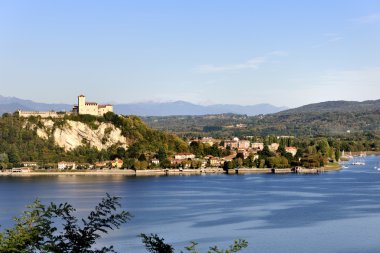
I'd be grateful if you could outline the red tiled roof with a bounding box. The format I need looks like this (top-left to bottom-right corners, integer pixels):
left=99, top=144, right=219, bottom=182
left=176, top=152, right=194, bottom=155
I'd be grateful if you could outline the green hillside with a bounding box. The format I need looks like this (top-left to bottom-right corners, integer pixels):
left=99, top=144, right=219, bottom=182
left=0, top=112, right=187, bottom=168
left=142, top=100, right=380, bottom=137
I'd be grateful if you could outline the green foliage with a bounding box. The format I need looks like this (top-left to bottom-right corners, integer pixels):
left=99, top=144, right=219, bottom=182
left=140, top=234, right=248, bottom=253
left=0, top=194, right=131, bottom=253
left=0, top=113, right=188, bottom=167
left=142, top=102, right=380, bottom=139
left=0, top=196, right=248, bottom=253
left=266, top=156, right=289, bottom=168
left=140, top=233, right=174, bottom=253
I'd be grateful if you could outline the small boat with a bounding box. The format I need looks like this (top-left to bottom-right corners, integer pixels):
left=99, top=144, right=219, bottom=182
left=342, top=166, right=349, bottom=169
left=352, top=161, right=366, bottom=165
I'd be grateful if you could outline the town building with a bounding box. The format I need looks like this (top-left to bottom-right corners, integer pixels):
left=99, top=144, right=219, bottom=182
left=57, top=161, right=76, bottom=170
left=72, top=95, right=113, bottom=116
left=285, top=147, right=298, bottom=156
left=268, top=143, right=280, bottom=152
left=95, top=161, right=111, bottom=168
left=204, top=155, right=221, bottom=167
left=224, top=140, right=238, bottom=149
left=111, top=158, right=123, bottom=168
left=251, top=142, right=264, bottom=150
left=11, top=167, right=31, bottom=173
left=22, top=161, right=38, bottom=167
left=222, top=153, right=237, bottom=162
left=238, top=140, right=250, bottom=149
left=151, top=158, right=160, bottom=165
left=174, top=152, right=195, bottom=160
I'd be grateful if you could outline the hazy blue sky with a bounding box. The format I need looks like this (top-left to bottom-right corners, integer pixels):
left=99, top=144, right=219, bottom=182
left=0, top=1, right=379, bottom=107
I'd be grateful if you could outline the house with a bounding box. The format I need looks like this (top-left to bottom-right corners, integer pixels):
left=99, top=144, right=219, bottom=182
left=209, top=157, right=221, bottom=167
left=251, top=142, right=264, bottom=150
left=238, top=140, right=250, bottom=149
left=11, top=167, right=31, bottom=173
left=174, top=152, right=195, bottom=160
left=95, top=161, right=111, bottom=168
left=199, top=137, right=219, bottom=146
left=57, top=161, right=76, bottom=170
left=111, top=158, right=123, bottom=168
left=237, top=149, right=250, bottom=159
left=285, top=147, right=298, bottom=156
left=222, top=153, right=237, bottom=162
left=204, top=156, right=221, bottom=167
left=269, top=143, right=279, bottom=152
left=151, top=158, right=160, bottom=165
left=22, top=161, right=38, bottom=167
left=224, top=140, right=238, bottom=149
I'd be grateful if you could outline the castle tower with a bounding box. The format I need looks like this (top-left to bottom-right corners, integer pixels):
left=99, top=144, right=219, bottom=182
left=78, top=95, right=86, bottom=114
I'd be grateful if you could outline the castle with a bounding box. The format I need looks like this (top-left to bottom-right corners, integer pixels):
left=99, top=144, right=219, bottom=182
left=72, top=95, right=113, bottom=116
left=17, top=95, right=113, bottom=118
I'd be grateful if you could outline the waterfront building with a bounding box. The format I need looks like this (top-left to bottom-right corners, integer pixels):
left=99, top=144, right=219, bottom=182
left=58, top=161, right=76, bottom=170
left=22, top=161, right=38, bottom=167
left=151, top=158, right=160, bottom=165
left=111, top=158, right=123, bottom=168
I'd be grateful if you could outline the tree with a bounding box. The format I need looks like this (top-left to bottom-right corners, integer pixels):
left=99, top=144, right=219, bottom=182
left=0, top=196, right=248, bottom=253
left=157, top=147, right=167, bottom=161
left=0, top=194, right=131, bottom=253
left=140, top=233, right=174, bottom=253
left=140, top=234, right=248, bottom=253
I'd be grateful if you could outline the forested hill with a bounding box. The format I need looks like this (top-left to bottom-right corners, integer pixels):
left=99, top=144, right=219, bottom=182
left=142, top=100, right=380, bottom=137
left=278, top=100, right=380, bottom=114
left=0, top=112, right=187, bottom=166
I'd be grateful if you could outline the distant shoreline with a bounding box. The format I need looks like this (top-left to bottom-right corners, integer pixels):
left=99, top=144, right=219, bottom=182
left=0, top=165, right=342, bottom=177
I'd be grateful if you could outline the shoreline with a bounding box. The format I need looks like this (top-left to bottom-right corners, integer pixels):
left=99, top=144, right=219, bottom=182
left=0, top=165, right=342, bottom=177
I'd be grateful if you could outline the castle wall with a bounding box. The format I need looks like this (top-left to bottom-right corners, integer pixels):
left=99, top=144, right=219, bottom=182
left=17, top=110, right=63, bottom=118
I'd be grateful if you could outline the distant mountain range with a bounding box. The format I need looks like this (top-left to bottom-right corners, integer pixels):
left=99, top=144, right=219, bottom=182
left=0, top=95, right=287, bottom=116
left=114, top=101, right=287, bottom=116
left=276, top=100, right=380, bottom=114
left=0, top=95, right=72, bottom=113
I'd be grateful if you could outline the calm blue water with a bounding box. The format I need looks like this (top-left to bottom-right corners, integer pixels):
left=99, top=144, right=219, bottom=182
left=1, top=155, right=380, bottom=253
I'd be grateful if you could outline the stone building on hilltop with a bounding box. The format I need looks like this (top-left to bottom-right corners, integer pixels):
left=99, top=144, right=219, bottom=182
left=72, top=95, right=113, bottom=116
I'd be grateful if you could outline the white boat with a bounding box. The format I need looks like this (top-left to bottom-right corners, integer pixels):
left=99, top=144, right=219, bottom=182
left=351, top=161, right=365, bottom=166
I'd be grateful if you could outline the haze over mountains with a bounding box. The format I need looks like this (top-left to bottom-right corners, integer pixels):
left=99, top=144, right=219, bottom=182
left=0, top=95, right=287, bottom=116
left=1, top=95, right=379, bottom=117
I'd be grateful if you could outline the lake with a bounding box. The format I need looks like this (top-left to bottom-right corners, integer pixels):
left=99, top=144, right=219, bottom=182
left=1, top=155, right=380, bottom=253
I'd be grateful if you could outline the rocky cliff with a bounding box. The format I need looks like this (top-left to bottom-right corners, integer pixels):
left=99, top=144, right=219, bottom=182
left=35, top=119, right=128, bottom=151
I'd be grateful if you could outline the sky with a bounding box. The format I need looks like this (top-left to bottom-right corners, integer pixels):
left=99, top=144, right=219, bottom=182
left=0, top=0, right=379, bottom=108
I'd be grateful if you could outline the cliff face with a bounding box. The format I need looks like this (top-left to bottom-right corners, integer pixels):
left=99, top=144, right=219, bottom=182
left=36, top=120, right=128, bottom=151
